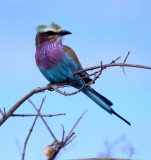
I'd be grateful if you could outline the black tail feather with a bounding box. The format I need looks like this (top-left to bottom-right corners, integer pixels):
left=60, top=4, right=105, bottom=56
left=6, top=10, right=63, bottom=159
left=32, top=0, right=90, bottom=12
left=111, top=109, right=131, bottom=126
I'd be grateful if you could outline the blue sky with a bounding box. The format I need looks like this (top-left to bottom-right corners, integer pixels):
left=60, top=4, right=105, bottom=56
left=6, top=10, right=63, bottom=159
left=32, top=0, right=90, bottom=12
left=0, top=0, right=151, bottom=160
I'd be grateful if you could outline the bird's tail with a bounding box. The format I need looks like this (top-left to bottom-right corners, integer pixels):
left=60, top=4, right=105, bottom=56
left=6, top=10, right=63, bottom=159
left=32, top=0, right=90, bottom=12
left=82, top=87, right=131, bottom=125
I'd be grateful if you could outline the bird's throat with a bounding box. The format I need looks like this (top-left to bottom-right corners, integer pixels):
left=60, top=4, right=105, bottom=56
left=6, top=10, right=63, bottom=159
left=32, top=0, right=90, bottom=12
left=35, top=42, right=65, bottom=70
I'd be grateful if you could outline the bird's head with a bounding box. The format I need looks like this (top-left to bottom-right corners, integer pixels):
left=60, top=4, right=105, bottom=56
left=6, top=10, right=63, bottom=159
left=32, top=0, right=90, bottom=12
left=36, top=23, right=71, bottom=46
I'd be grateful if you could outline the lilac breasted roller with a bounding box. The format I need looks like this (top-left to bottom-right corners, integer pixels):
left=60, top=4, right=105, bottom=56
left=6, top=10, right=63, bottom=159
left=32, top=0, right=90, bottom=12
left=35, top=23, right=130, bottom=125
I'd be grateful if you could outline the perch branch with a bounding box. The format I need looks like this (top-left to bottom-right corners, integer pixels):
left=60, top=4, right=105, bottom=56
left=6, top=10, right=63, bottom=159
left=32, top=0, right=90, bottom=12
left=0, top=85, right=51, bottom=126
left=74, top=63, right=151, bottom=75
left=1, top=52, right=151, bottom=126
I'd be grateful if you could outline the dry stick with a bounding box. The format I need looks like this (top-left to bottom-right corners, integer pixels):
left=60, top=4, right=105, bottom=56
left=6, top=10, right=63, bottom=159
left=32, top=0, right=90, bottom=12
left=28, top=99, right=58, bottom=142
left=0, top=85, right=51, bottom=126
left=11, top=113, right=66, bottom=117
left=22, top=97, right=46, bottom=160
left=90, top=61, right=103, bottom=84
left=47, top=110, right=87, bottom=160
left=62, top=132, right=76, bottom=148
left=73, top=63, right=151, bottom=75
left=59, top=110, right=88, bottom=148
left=63, top=134, right=76, bottom=147
left=67, top=110, right=88, bottom=137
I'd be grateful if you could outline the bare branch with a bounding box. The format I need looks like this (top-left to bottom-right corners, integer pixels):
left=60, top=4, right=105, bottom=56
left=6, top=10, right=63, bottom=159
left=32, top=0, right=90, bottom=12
left=22, top=96, right=46, bottom=160
left=11, top=113, right=66, bottom=117
left=63, top=134, right=76, bottom=147
left=28, top=99, right=58, bottom=142
left=121, top=51, right=131, bottom=75
left=74, top=63, right=151, bottom=75
left=74, top=52, right=151, bottom=75
left=44, top=110, right=87, bottom=160
left=0, top=85, right=51, bottom=126
left=1, top=52, right=151, bottom=126
left=123, top=51, right=130, bottom=64
left=67, top=110, right=88, bottom=137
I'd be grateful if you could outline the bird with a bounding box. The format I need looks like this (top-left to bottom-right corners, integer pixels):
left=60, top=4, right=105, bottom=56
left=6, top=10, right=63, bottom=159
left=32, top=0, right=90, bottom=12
left=35, top=22, right=130, bottom=125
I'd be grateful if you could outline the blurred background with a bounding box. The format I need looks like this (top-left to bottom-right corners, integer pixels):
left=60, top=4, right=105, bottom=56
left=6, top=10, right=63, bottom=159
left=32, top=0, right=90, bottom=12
left=0, top=0, right=151, bottom=160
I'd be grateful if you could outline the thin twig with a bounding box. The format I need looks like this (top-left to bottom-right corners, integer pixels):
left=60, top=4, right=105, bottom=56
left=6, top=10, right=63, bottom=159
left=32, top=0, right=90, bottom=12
left=63, top=134, right=76, bottom=147
left=63, top=132, right=76, bottom=147
left=0, top=108, right=5, bottom=116
left=67, top=110, right=88, bottom=137
left=110, top=56, right=121, bottom=64
left=0, top=85, right=51, bottom=126
left=3, top=107, right=6, bottom=115
left=11, top=113, right=66, bottom=117
left=89, top=61, right=103, bottom=84
left=121, top=66, right=126, bottom=75
left=45, top=110, right=87, bottom=160
left=28, top=99, right=58, bottom=142
left=123, top=51, right=130, bottom=64
left=61, top=125, right=65, bottom=143
left=73, top=63, right=151, bottom=75
left=22, top=97, right=46, bottom=160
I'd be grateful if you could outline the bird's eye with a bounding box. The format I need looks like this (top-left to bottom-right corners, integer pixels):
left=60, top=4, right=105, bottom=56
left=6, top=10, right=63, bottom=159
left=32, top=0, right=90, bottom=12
left=43, top=31, right=57, bottom=35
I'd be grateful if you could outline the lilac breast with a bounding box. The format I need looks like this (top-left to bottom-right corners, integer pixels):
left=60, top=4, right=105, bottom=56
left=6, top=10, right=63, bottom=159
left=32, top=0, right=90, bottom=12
left=35, top=42, right=64, bottom=70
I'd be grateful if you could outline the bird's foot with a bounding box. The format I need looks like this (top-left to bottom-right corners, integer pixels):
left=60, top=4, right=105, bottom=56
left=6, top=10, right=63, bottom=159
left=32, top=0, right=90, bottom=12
left=47, top=83, right=54, bottom=91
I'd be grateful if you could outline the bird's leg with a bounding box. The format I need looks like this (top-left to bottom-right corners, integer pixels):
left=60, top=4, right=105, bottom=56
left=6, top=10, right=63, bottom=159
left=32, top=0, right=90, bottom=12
left=47, top=83, right=54, bottom=91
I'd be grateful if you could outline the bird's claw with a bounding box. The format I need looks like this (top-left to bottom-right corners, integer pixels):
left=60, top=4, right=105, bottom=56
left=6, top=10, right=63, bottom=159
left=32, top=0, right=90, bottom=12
left=47, top=83, right=54, bottom=91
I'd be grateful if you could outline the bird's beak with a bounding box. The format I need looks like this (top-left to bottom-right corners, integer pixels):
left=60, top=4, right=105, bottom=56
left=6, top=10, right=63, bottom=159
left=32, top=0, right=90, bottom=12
left=58, top=30, right=72, bottom=36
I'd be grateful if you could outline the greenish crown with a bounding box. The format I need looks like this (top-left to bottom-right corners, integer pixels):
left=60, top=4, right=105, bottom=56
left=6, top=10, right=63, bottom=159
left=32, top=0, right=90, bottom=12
left=36, top=22, right=62, bottom=33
